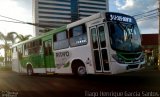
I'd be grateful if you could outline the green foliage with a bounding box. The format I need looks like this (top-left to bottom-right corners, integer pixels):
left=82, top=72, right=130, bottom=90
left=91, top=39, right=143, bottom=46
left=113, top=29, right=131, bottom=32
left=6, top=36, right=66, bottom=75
left=8, top=32, right=32, bottom=43
left=0, top=32, right=14, bottom=66
left=0, top=56, right=4, bottom=62
left=0, top=32, right=32, bottom=66
left=0, top=66, right=12, bottom=71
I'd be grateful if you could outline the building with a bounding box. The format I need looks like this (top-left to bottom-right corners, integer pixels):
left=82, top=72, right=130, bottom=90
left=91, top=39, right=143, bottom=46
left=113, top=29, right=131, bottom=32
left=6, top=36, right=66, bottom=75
left=159, top=34, right=160, bottom=66
left=141, top=34, right=159, bottom=66
left=32, top=0, right=108, bottom=36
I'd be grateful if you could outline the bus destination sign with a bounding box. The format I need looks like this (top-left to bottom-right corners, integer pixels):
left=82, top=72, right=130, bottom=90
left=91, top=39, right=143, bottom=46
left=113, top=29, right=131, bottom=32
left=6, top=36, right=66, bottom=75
left=106, top=13, right=135, bottom=23
left=110, top=14, right=132, bottom=22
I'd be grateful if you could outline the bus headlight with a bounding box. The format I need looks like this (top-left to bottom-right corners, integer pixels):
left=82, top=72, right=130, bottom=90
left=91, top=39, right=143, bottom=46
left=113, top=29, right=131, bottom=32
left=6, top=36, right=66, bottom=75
left=140, top=57, right=144, bottom=62
left=140, top=54, right=145, bottom=62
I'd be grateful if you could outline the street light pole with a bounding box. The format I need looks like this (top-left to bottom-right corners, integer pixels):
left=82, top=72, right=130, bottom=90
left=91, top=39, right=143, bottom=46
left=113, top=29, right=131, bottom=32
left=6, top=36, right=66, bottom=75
left=159, top=0, right=160, bottom=35
left=158, top=0, right=160, bottom=66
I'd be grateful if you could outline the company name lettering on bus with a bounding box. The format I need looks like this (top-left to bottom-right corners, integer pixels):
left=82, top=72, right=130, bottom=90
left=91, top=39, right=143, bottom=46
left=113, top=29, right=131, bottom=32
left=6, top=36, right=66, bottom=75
left=110, top=15, right=132, bottom=23
left=56, top=51, right=69, bottom=57
left=76, top=40, right=87, bottom=44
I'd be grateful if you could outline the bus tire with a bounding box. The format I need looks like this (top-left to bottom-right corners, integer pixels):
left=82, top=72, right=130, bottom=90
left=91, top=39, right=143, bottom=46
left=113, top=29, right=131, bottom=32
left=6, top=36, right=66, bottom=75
left=72, top=60, right=86, bottom=76
left=27, top=65, right=33, bottom=76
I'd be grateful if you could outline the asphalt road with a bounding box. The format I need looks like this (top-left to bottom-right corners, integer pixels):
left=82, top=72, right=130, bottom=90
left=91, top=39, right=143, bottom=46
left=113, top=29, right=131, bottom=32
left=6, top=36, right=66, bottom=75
left=0, top=70, right=160, bottom=97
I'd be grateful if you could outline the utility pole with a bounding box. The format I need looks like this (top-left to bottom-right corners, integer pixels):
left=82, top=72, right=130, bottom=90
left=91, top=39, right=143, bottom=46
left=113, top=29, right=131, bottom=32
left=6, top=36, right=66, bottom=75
left=159, top=0, right=160, bottom=35
left=158, top=0, right=160, bottom=66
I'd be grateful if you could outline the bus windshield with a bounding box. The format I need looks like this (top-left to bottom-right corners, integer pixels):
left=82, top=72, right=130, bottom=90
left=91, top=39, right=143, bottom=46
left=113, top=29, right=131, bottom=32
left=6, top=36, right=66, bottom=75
left=108, top=22, right=142, bottom=52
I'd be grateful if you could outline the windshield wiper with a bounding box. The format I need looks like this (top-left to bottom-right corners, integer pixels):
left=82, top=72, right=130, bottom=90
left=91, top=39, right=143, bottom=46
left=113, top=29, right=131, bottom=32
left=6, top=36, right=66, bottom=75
left=118, top=22, right=133, bottom=40
left=117, top=22, right=127, bottom=32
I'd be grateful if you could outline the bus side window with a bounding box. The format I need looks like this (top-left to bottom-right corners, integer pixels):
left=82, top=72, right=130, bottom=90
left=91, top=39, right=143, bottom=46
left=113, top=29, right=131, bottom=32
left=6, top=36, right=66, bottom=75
left=44, top=42, right=48, bottom=56
left=17, top=46, right=23, bottom=60
left=12, top=47, right=16, bottom=52
left=69, top=24, right=87, bottom=47
left=24, top=44, right=28, bottom=56
left=53, top=31, right=69, bottom=50
left=39, top=39, right=42, bottom=45
left=47, top=41, right=52, bottom=55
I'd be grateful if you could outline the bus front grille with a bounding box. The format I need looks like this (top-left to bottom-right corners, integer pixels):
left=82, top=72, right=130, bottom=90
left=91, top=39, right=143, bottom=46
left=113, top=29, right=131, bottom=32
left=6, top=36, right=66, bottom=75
left=127, top=64, right=139, bottom=70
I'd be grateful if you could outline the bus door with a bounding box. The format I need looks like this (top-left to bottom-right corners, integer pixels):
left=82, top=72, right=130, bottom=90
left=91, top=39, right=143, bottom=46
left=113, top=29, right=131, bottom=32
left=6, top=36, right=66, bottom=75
left=43, top=39, right=54, bottom=72
left=90, top=24, right=110, bottom=72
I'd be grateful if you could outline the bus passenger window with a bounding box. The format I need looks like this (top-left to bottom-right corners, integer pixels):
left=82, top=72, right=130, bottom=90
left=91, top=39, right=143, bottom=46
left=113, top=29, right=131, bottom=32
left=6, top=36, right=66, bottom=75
left=69, top=24, right=87, bottom=47
left=44, top=42, right=48, bottom=56
left=48, top=42, right=52, bottom=55
left=91, top=28, right=98, bottom=49
left=98, top=26, right=106, bottom=48
left=53, top=31, right=69, bottom=50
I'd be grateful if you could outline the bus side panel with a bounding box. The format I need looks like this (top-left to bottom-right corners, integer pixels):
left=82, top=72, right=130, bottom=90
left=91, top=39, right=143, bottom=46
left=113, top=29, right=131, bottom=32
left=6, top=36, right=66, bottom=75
left=12, top=52, right=20, bottom=72
left=40, top=35, right=56, bottom=73
left=53, top=45, right=95, bottom=74
left=54, top=49, right=72, bottom=74
left=12, top=51, right=27, bottom=73
left=20, top=54, right=46, bottom=74
left=33, top=55, right=46, bottom=73
left=69, top=45, right=95, bottom=74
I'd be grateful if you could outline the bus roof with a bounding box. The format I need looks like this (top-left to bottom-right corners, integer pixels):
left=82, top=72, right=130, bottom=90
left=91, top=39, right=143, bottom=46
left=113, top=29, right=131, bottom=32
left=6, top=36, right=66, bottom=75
left=11, top=25, right=67, bottom=48
left=67, top=12, right=102, bottom=28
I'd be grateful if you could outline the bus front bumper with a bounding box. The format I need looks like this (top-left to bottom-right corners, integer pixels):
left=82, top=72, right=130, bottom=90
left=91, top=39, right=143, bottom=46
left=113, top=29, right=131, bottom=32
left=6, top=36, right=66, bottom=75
left=110, top=61, right=145, bottom=74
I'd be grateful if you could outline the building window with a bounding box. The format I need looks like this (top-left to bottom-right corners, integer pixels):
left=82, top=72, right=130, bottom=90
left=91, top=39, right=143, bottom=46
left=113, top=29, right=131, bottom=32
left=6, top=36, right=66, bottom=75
left=38, top=7, right=70, bottom=11
left=79, top=2, right=106, bottom=6
left=71, top=0, right=78, bottom=22
left=38, top=2, right=70, bottom=7
left=53, top=31, right=69, bottom=50
left=69, top=24, right=87, bottom=47
left=44, top=40, right=52, bottom=56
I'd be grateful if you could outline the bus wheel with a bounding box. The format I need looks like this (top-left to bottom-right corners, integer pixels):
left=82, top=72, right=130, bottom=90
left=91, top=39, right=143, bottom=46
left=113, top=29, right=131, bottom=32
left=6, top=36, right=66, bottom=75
left=77, top=65, right=86, bottom=76
left=72, top=60, right=86, bottom=76
left=27, top=66, right=33, bottom=76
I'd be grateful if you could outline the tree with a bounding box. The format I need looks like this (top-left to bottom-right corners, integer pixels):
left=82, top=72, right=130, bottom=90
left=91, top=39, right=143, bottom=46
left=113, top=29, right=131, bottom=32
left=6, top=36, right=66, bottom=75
left=8, top=32, right=32, bottom=43
left=0, top=32, right=14, bottom=66
left=0, top=32, right=32, bottom=66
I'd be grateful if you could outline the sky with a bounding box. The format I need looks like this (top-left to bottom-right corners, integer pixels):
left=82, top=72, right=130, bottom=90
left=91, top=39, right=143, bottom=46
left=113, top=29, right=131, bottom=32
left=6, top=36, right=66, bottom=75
left=0, top=0, right=159, bottom=56
left=0, top=0, right=157, bottom=36
left=109, top=0, right=159, bottom=34
left=0, top=0, right=33, bottom=36
left=0, top=0, right=33, bottom=56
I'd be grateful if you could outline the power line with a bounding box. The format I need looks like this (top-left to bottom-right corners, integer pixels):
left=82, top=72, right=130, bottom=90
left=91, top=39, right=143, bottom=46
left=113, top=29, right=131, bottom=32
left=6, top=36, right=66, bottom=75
left=0, top=14, right=42, bottom=27
left=0, top=20, right=25, bottom=24
left=0, top=14, right=25, bottom=23
left=132, top=8, right=159, bottom=22
left=0, top=19, right=42, bottom=28
left=133, top=8, right=158, bottom=17
left=136, top=13, right=159, bottom=21
left=137, top=15, right=158, bottom=22
left=0, top=19, right=41, bottom=27
left=135, top=12, right=159, bottom=20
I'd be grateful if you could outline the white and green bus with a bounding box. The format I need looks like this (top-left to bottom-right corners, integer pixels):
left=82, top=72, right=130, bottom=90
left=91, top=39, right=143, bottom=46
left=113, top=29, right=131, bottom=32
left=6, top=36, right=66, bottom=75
left=11, top=12, right=145, bottom=76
